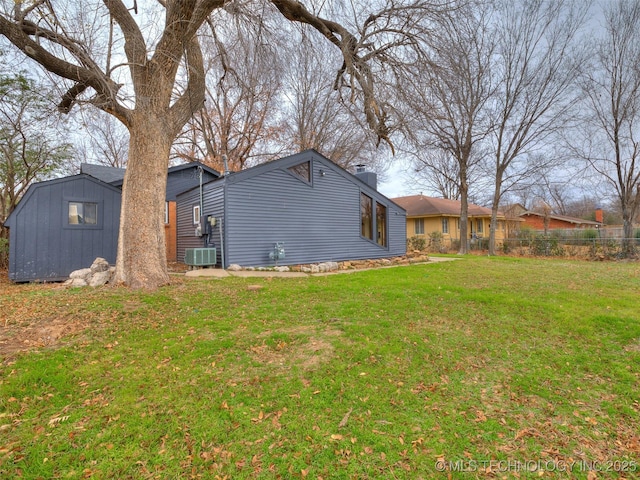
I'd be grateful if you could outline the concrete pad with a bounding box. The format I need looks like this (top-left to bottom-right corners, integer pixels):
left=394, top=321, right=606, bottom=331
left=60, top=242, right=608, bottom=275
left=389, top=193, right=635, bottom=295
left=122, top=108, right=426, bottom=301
left=185, top=268, right=230, bottom=278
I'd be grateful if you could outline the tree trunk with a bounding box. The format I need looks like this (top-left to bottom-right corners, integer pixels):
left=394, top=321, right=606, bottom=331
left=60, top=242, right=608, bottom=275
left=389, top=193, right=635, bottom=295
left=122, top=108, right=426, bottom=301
left=458, top=188, right=469, bottom=254
left=621, top=205, right=637, bottom=257
left=458, top=159, right=469, bottom=254
left=112, top=114, right=172, bottom=289
left=488, top=176, right=502, bottom=256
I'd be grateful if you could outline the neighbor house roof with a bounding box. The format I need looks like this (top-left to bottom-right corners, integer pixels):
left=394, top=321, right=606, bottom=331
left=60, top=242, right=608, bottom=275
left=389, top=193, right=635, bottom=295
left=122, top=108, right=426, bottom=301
left=520, top=211, right=601, bottom=226
left=392, top=194, right=499, bottom=217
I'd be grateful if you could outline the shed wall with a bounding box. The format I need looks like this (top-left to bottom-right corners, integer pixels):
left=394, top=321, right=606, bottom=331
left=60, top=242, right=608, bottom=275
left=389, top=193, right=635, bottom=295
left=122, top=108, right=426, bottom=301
left=8, top=176, right=121, bottom=282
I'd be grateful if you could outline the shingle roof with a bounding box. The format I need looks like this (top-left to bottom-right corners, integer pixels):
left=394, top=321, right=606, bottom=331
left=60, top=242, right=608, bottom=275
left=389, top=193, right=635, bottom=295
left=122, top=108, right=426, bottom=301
left=80, top=163, right=125, bottom=184
left=392, top=194, right=497, bottom=217
left=520, top=211, right=600, bottom=226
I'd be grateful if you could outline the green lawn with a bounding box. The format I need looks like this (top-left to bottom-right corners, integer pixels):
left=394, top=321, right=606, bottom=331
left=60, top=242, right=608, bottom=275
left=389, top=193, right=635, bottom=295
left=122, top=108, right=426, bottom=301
left=1, top=256, right=639, bottom=479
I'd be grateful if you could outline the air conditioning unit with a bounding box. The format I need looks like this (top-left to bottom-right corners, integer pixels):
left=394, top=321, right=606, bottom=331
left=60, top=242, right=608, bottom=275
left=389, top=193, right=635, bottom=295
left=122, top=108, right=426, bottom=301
left=184, top=248, right=217, bottom=267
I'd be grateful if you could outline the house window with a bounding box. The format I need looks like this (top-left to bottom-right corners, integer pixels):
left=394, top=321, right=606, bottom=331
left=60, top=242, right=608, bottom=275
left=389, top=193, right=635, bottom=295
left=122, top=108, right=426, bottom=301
left=287, top=161, right=311, bottom=183
left=376, top=202, right=387, bottom=247
left=360, top=193, right=373, bottom=240
left=476, top=219, right=484, bottom=234
left=442, top=217, right=449, bottom=234
left=165, top=202, right=169, bottom=225
left=193, top=205, right=201, bottom=225
left=415, top=218, right=425, bottom=235
left=68, top=202, right=97, bottom=225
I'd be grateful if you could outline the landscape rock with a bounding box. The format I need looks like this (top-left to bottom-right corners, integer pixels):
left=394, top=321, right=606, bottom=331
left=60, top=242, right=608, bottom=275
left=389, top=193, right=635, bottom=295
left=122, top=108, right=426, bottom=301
left=89, top=270, right=112, bottom=287
left=67, top=258, right=114, bottom=287
left=90, top=257, right=110, bottom=274
left=227, top=264, right=243, bottom=271
left=274, top=266, right=290, bottom=272
left=69, top=268, right=92, bottom=281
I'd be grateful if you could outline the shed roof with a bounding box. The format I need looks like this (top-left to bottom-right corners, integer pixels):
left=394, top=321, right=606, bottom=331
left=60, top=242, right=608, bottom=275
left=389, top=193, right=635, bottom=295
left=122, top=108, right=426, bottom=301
left=4, top=174, right=122, bottom=228
left=392, top=194, right=499, bottom=217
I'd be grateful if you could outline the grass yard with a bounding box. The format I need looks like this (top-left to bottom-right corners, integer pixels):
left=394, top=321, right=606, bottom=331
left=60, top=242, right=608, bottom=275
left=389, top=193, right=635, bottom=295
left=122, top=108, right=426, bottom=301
left=0, top=256, right=639, bottom=479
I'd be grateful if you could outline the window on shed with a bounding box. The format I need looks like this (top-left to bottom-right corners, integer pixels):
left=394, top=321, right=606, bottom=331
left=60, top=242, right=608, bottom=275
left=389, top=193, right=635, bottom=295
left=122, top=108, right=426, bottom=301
left=68, top=202, right=98, bottom=225
left=376, top=202, right=387, bottom=247
left=360, top=193, right=373, bottom=240
left=442, top=217, right=449, bottom=234
left=414, top=218, right=425, bottom=235
left=476, top=219, right=484, bottom=234
left=287, top=161, right=311, bottom=183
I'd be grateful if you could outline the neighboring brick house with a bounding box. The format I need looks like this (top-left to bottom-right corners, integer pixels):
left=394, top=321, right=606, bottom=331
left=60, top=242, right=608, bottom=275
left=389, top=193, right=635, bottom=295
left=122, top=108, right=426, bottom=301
left=518, top=211, right=601, bottom=230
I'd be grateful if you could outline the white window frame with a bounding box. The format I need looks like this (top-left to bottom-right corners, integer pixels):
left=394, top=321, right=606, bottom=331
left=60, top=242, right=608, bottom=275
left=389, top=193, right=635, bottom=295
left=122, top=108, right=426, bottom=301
left=193, top=205, right=201, bottom=225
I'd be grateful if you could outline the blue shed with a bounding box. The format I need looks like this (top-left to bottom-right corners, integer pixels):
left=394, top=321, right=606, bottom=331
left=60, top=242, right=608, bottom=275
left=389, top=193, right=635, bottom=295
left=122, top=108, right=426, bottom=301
left=4, top=174, right=122, bottom=282
left=176, top=150, right=407, bottom=268
left=5, top=162, right=220, bottom=282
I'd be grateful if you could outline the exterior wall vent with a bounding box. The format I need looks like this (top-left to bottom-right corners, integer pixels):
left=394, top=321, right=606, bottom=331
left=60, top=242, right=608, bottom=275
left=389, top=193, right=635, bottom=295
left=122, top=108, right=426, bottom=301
left=185, top=248, right=217, bottom=266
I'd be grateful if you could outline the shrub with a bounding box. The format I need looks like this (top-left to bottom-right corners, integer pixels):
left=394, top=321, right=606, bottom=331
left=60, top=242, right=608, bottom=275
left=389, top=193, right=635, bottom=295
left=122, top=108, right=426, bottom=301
left=0, top=237, right=8, bottom=270
left=407, top=236, right=427, bottom=251
left=427, top=231, right=448, bottom=253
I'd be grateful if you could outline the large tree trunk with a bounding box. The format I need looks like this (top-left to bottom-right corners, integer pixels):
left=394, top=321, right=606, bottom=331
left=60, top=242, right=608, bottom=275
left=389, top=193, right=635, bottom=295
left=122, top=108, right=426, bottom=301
left=112, top=114, right=172, bottom=289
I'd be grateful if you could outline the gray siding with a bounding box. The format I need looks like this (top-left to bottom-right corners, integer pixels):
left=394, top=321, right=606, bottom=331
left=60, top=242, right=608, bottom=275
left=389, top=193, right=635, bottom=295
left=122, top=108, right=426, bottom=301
left=166, top=168, right=218, bottom=201
left=6, top=175, right=121, bottom=282
left=176, top=180, right=225, bottom=266
left=224, top=154, right=406, bottom=267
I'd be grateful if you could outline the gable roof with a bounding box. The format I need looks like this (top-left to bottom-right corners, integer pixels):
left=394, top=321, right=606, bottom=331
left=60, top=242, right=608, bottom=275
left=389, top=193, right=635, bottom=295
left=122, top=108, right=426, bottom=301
left=188, top=149, right=405, bottom=210
left=80, top=161, right=220, bottom=187
left=520, top=211, right=601, bottom=226
left=4, top=174, right=122, bottom=228
left=392, top=194, right=499, bottom=217
left=80, top=163, right=125, bottom=184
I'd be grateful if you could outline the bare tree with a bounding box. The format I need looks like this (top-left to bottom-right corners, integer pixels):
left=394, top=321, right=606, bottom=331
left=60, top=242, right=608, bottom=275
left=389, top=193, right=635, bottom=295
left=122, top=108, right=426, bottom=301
left=577, top=0, right=640, bottom=255
left=75, top=110, right=129, bottom=169
left=485, top=0, right=589, bottom=254
left=276, top=29, right=383, bottom=171
left=0, top=71, right=71, bottom=264
left=174, top=12, right=285, bottom=171
left=0, top=1, right=434, bottom=288
left=403, top=5, right=495, bottom=253
left=409, top=150, right=461, bottom=199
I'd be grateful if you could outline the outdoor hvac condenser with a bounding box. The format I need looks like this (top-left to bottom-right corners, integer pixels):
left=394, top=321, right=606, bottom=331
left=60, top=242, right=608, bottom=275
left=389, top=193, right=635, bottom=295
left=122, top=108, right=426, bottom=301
left=184, top=248, right=217, bottom=267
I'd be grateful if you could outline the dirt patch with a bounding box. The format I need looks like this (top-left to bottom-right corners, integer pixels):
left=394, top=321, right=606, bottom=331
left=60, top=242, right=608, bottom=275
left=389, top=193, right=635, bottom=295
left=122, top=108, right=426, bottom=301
left=249, top=326, right=343, bottom=371
left=0, top=315, right=90, bottom=360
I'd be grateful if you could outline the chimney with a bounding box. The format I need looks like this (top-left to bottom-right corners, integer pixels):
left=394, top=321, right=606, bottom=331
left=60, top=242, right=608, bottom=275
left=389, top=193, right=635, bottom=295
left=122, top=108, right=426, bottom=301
left=595, top=207, right=604, bottom=224
left=354, top=164, right=377, bottom=190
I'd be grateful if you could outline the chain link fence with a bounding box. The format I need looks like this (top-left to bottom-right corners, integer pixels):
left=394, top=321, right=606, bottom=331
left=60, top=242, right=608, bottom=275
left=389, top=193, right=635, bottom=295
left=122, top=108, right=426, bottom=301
left=408, top=228, right=640, bottom=260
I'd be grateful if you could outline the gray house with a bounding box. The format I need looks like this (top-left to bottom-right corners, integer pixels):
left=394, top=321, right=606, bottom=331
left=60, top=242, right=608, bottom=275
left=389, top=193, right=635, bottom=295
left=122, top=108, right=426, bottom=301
left=4, top=174, right=122, bottom=282
left=176, top=149, right=407, bottom=268
left=5, top=163, right=219, bottom=282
